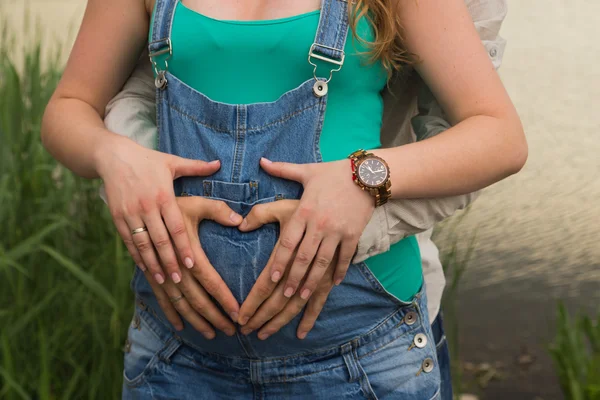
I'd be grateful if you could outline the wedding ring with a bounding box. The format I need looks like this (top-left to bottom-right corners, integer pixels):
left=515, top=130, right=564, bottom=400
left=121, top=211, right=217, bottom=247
left=169, top=295, right=184, bottom=304
left=131, top=227, right=148, bottom=235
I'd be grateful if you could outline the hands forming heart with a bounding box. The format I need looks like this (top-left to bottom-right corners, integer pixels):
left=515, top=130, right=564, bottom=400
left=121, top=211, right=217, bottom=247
left=143, top=197, right=337, bottom=340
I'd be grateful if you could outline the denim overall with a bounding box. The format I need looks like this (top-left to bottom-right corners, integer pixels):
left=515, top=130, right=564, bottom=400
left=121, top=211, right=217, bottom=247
left=123, top=0, right=441, bottom=398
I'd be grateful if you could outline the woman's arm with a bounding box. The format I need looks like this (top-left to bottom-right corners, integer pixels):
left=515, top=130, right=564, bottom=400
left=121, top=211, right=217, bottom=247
left=41, top=0, right=221, bottom=287
left=260, top=0, right=526, bottom=299
left=370, top=0, right=526, bottom=198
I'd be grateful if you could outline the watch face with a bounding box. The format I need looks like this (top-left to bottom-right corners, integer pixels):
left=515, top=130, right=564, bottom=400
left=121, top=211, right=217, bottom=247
left=357, top=158, right=388, bottom=187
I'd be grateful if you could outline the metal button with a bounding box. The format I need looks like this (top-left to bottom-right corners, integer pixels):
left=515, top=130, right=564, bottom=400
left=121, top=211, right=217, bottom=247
left=422, top=358, right=434, bottom=373
left=405, top=311, right=418, bottom=326
left=489, top=47, right=498, bottom=58
left=414, top=333, right=427, bottom=349
left=313, top=80, right=328, bottom=97
left=155, top=71, right=168, bottom=89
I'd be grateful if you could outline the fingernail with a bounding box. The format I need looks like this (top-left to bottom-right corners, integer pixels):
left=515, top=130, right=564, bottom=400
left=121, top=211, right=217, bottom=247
left=241, top=328, right=251, bottom=335
left=298, top=331, right=308, bottom=340
left=258, top=332, right=270, bottom=340
left=284, top=287, right=295, bottom=298
left=230, top=312, right=239, bottom=323
left=202, top=331, right=215, bottom=339
left=138, top=264, right=146, bottom=272
left=184, top=257, right=194, bottom=269
left=261, top=157, right=272, bottom=165
left=209, top=160, right=220, bottom=165
left=335, top=278, right=342, bottom=286
left=154, top=274, right=165, bottom=284
left=175, top=324, right=184, bottom=331
left=226, top=329, right=236, bottom=336
left=171, top=272, right=181, bottom=284
left=230, top=212, right=242, bottom=224
left=301, top=289, right=311, bottom=300
left=271, top=271, right=281, bottom=283
left=240, top=218, right=248, bottom=230
left=239, top=316, right=249, bottom=326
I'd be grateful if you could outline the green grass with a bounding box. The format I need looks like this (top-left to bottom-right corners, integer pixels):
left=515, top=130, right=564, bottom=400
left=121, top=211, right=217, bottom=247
left=0, top=31, right=134, bottom=399
left=549, top=304, right=600, bottom=400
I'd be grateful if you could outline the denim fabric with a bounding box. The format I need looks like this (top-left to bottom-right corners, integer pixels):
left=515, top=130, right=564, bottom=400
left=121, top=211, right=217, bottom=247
left=123, top=289, right=440, bottom=399
left=125, top=0, right=441, bottom=397
left=431, top=313, right=453, bottom=400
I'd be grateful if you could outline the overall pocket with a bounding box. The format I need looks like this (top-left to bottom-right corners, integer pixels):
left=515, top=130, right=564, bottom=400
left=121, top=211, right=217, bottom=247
left=122, top=307, right=182, bottom=388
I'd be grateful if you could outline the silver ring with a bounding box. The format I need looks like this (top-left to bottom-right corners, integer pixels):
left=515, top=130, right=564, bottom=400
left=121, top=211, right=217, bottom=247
left=131, top=227, right=148, bottom=235
left=169, top=295, right=184, bottom=304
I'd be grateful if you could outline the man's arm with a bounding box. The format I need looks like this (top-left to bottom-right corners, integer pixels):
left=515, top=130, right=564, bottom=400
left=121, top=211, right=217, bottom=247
left=354, top=0, right=507, bottom=263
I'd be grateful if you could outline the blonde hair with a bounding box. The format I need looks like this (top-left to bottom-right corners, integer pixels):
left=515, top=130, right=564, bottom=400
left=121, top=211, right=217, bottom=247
left=348, top=0, right=413, bottom=76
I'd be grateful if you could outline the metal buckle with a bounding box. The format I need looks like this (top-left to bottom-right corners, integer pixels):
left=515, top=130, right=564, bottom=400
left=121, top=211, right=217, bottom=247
left=148, top=38, right=172, bottom=78
left=308, top=43, right=345, bottom=83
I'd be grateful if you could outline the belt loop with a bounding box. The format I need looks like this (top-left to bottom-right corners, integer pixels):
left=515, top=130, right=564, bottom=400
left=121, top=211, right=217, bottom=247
left=341, top=342, right=359, bottom=382
left=158, top=336, right=182, bottom=364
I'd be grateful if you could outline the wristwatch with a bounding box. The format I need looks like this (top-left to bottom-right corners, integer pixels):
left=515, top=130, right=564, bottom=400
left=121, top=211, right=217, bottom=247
left=348, top=149, right=392, bottom=207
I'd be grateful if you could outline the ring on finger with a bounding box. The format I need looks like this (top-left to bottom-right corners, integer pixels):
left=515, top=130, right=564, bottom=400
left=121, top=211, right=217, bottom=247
left=169, top=295, right=184, bottom=304
left=131, top=227, right=148, bottom=235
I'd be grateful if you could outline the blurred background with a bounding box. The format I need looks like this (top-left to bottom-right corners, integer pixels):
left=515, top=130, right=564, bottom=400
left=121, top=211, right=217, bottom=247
left=1, top=0, right=598, bottom=399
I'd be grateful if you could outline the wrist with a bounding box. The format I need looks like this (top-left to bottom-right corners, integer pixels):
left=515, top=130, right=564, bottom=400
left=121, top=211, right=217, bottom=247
left=93, top=132, right=131, bottom=179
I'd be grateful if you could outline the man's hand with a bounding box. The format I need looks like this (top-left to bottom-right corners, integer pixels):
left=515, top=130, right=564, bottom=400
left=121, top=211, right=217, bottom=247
left=237, top=200, right=338, bottom=339
left=143, top=196, right=243, bottom=339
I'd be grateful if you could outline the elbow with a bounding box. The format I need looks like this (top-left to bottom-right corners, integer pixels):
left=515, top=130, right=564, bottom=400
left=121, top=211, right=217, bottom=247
left=505, top=119, right=528, bottom=175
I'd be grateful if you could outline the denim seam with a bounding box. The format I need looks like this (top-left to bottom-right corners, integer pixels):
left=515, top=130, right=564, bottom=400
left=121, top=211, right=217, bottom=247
left=261, top=363, right=347, bottom=383
left=435, top=335, right=447, bottom=351
left=167, top=104, right=232, bottom=133
left=246, top=102, right=320, bottom=132
left=356, top=324, right=420, bottom=361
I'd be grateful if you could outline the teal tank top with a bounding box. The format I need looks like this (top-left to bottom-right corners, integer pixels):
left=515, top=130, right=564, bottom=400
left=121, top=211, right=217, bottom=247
left=151, top=2, right=423, bottom=301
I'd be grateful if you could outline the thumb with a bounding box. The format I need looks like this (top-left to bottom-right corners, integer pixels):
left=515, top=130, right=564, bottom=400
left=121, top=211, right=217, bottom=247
left=169, top=155, right=221, bottom=179
left=239, top=200, right=298, bottom=232
left=198, top=199, right=243, bottom=226
left=260, top=157, right=309, bottom=183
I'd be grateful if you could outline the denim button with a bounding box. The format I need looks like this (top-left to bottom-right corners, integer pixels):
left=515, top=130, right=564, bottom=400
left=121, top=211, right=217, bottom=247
left=405, top=311, right=417, bottom=326
left=414, top=333, right=427, bottom=349
left=422, top=358, right=434, bottom=373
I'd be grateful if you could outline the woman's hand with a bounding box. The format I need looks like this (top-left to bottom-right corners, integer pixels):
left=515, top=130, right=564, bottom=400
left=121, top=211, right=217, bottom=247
left=258, top=157, right=374, bottom=300
left=98, top=136, right=222, bottom=285
left=141, top=196, right=244, bottom=339
left=237, top=200, right=337, bottom=339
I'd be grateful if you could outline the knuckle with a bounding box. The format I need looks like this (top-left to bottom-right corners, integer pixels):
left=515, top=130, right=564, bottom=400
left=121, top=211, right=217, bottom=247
left=203, top=279, right=221, bottom=295
left=123, top=238, right=135, bottom=247
left=279, top=236, right=296, bottom=250
left=170, top=223, right=187, bottom=238
left=155, top=190, right=171, bottom=208
left=314, top=255, right=331, bottom=268
left=137, top=198, right=154, bottom=215
left=154, top=236, right=172, bottom=249
left=191, top=300, right=207, bottom=314
left=316, top=216, right=330, bottom=232
left=296, top=251, right=312, bottom=264
left=136, top=240, right=153, bottom=252
left=256, top=284, right=272, bottom=299
left=297, top=204, right=313, bottom=219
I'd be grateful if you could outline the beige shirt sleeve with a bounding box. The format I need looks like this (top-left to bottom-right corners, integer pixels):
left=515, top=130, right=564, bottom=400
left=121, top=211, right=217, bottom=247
left=101, top=1, right=508, bottom=265
left=354, top=0, right=507, bottom=263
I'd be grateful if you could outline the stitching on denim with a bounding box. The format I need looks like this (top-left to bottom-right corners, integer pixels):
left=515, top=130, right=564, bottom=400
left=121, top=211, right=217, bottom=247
left=261, top=363, right=347, bottom=383
left=357, top=323, right=420, bottom=360
left=246, top=102, right=320, bottom=132
left=167, top=103, right=232, bottom=133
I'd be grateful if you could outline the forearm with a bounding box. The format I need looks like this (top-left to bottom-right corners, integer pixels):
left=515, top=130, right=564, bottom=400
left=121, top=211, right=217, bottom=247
left=41, top=97, right=122, bottom=179
left=373, top=113, right=526, bottom=199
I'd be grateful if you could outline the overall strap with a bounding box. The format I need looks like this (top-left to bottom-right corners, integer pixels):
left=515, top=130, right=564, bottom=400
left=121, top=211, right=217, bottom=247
left=148, top=0, right=178, bottom=86
left=309, top=0, right=350, bottom=95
